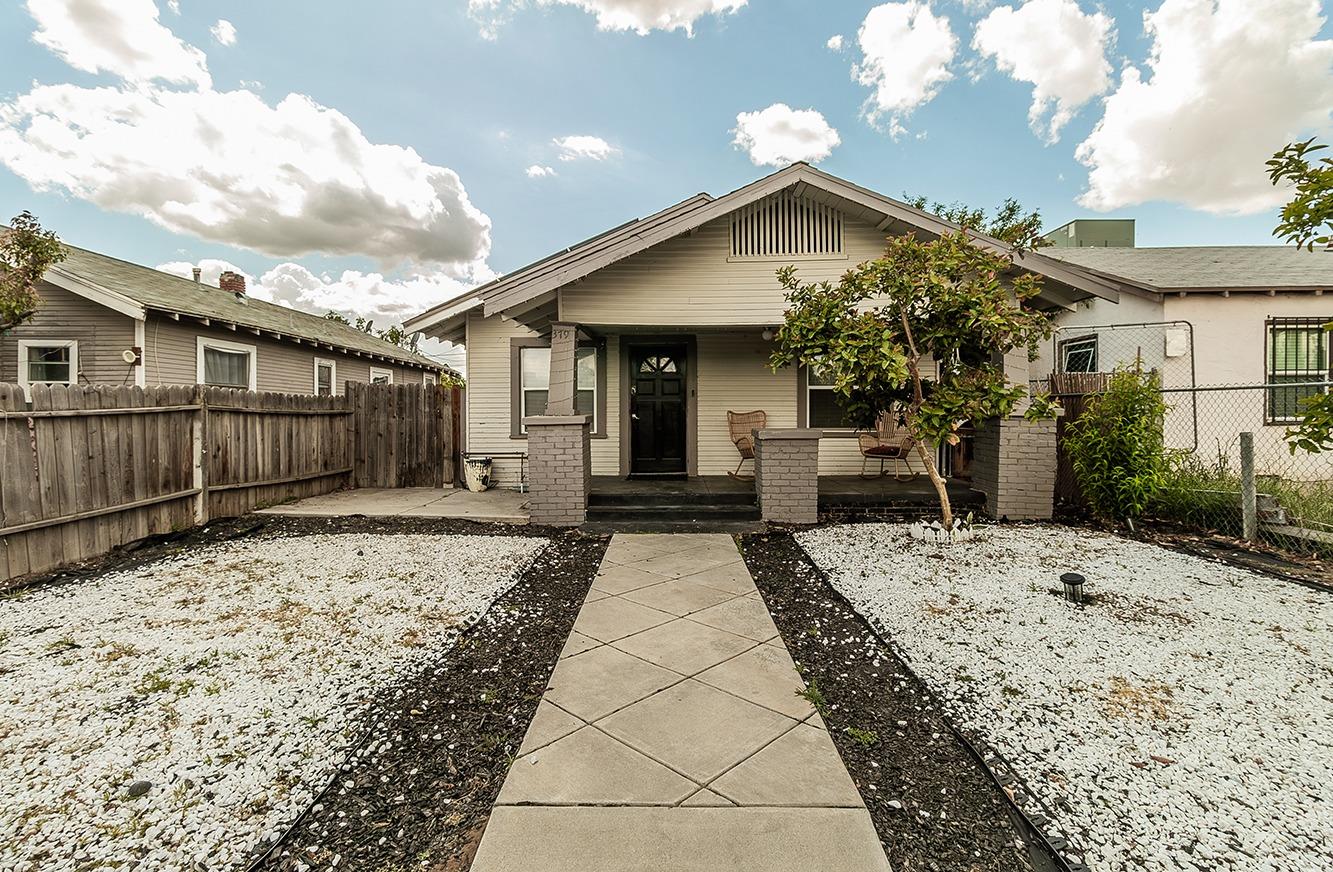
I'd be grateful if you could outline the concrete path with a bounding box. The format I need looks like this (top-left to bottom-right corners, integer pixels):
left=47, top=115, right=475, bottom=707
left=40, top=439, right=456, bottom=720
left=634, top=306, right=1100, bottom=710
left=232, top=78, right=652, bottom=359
left=470, top=533, right=891, bottom=872
left=256, top=486, right=529, bottom=523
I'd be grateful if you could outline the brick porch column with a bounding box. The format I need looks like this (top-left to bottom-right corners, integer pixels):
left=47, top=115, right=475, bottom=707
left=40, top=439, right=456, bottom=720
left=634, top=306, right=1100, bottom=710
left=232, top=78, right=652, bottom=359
left=753, top=428, right=821, bottom=524
left=524, top=415, right=591, bottom=526
left=971, top=345, right=1057, bottom=520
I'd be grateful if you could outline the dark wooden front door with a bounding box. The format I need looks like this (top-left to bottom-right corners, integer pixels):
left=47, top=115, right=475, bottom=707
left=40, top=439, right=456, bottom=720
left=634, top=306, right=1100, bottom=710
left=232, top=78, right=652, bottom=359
left=630, top=347, right=687, bottom=475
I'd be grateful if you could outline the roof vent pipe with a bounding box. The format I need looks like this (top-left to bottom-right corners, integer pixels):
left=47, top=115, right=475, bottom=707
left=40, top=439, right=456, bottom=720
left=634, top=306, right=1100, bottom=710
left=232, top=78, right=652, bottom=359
left=192, top=267, right=201, bottom=283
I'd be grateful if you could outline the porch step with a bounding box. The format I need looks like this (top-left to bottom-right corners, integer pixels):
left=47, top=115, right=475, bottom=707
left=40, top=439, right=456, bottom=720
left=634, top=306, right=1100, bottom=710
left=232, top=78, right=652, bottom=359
left=585, top=503, right=761, bottom=524
left=588, top=490, right=756, bottom=507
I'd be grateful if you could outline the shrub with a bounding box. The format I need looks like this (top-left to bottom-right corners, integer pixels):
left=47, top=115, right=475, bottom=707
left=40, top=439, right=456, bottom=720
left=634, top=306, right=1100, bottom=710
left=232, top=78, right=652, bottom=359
left=1064, top=367, right=1170, bottom=523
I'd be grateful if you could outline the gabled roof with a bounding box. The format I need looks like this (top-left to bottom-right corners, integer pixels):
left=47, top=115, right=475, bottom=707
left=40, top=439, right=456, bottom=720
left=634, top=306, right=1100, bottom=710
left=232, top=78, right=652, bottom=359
left=406, top=164, right=1123, bottom=337
left=49, top=245, right=449, bottom=372
left=1043, top=245, right=1333, bottom=293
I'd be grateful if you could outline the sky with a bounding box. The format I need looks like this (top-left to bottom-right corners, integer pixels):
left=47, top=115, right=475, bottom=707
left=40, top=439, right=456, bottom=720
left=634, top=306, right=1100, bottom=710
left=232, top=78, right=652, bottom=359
left=1, top=0, right=1331, bottom=368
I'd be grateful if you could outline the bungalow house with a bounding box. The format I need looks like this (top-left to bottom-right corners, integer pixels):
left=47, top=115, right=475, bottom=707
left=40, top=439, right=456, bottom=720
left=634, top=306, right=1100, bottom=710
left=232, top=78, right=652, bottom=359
left=1033, top=226, right=1333, bottom=480
left=2, top=244, right=452, bottom=400
left=405, top=163, right=1123, bottom=524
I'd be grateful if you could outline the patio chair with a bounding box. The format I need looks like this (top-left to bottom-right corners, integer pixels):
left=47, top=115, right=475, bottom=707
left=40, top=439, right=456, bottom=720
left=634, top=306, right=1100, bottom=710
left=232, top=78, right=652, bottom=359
left=727, top=410, right=767, bottom=479
left=859, top=411, right=918, bottom=481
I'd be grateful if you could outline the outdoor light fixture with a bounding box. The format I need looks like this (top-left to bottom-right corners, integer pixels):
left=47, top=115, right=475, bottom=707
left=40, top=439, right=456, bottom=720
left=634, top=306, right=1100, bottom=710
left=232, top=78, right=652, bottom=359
left=1060, top=572, right=1086, bottom=604
left=761, top=327, right=775, bottom=341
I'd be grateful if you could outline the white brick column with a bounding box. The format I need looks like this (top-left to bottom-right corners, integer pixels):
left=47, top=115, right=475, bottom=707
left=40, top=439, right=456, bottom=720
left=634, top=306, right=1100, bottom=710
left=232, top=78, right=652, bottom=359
left=524, top=414, right=591, bottom=526
left=754, top=428, right=821, bottom=525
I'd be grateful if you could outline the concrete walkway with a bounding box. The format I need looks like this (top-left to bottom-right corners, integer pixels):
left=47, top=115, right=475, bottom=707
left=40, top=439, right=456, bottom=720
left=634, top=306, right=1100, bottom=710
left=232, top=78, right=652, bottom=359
left=470, top=533, right=891, bottom=872
left=256, top=486, right=529, bottom=523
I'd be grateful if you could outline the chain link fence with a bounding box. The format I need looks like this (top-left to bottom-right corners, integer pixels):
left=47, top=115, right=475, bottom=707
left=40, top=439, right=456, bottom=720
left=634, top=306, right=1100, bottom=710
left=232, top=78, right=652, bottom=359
left=1036, top=321, right=1333, bottom=558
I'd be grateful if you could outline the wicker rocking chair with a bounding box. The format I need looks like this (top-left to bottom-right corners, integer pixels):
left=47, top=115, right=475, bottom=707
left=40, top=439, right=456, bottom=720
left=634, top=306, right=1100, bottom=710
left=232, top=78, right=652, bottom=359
left=727, top=410, right=767, bottom=479
left=859, top=412, right=918, bottom=481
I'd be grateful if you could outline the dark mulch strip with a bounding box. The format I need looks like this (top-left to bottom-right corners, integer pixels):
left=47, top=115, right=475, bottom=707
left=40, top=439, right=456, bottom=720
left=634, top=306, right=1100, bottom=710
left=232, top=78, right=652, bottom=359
left=739, top=531, right=1056, bottom=872
left=249, top=528, right=607, bottom=872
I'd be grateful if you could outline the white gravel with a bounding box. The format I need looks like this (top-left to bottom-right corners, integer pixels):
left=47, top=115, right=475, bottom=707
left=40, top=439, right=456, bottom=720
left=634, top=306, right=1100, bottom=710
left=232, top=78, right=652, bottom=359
left=797, top=523, right=1333, bottom=872
left=0, top=532, right=546, bottom=872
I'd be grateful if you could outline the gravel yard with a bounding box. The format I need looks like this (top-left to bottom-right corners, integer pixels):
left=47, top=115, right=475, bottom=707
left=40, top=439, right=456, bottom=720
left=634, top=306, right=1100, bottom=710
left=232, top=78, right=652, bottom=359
left=0, top=531, right=546, bottom=872
left=797, top=523, right=1333, bottom=872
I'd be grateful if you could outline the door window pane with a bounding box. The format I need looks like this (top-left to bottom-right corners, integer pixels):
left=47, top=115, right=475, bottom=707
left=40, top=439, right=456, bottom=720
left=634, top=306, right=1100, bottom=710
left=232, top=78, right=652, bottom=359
left=204, top=347, right=251, bottom=388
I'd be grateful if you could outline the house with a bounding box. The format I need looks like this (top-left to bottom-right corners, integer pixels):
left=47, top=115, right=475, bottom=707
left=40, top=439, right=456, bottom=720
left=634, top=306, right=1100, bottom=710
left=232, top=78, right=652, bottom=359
left=1034, top=231, right=1333, bottom=478
left=2, top=243, right=452, bottom=400
left=405, top=163, right=1123, bottom=523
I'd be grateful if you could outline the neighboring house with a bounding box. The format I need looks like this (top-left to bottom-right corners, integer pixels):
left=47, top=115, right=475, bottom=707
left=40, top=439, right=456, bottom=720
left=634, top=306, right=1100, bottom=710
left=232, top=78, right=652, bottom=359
left=1, top=244, right=451, bottom=400
left=405, top=163, right=1121, bottom=491
left=1034, top=232, right=1333, bottom=477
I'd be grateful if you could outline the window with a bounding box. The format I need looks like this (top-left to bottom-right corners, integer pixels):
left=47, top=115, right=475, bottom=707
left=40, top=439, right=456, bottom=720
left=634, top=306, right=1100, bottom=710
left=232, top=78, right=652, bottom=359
left=196, top=337, right=256, bottom=390
left=423, top=373, right=437, bottom=387
left=806, top=364, right=855, bottom=429
left=1059, top=335, right=1099, bottom=373
left=18, top=340, right=78, bottom=399
left=314, top=359, right=336, bottom=396
left=1267, top=317, right=1330, bottom=423
left=369, top=367, right=394, bottom=385
left=516, top=344, right=599, bottom=434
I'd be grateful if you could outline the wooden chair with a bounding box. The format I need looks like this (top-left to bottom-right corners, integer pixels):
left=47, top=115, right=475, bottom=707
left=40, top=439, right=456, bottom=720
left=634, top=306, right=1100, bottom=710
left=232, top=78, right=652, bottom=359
left=859, top=412, right=917, bottom=481
left=727, top=410, right=767, bottom=478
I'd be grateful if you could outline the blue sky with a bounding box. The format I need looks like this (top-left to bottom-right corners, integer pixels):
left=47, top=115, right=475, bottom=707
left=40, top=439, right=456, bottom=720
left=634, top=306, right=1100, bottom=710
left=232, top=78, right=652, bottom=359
left=1, top=0, right=1331, bottom=358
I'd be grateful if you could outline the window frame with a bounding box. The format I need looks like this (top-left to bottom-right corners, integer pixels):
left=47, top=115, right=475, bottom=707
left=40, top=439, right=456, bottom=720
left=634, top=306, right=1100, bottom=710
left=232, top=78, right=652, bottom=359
left=369, top=367, right=394, bottom=385
left=313, top=357, right=337, bottom=396
left=798, top=364, right=857, bottom=434
left=195, top=336, right=257, bottom=391
left=18, top=339, right=79, bottom=400
left=510, top=337, right=606, bottom=438
left=1265, top=317, right=1331, bottom=425
left=423, top=372, right=437, bottom=387
left=1058, top=334, right=1099, bottom=374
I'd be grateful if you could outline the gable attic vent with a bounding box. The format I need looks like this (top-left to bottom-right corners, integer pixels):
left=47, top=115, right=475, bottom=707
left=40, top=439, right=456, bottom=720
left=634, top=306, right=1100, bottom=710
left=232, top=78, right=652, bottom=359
left=729, top=191, right=844, bottom=259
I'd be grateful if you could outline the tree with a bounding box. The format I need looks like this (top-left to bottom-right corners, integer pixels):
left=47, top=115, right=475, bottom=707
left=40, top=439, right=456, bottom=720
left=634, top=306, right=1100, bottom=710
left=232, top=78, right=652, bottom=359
left=1269, top=139, right=1333, bottom=453
left=1, top=212, right=66, bottom=333
left=323, top=310, right=422, bottom=352
left=902, top=195, right=1052, bottom=251
left=771, top=211, right=1058, bottom=528
left=1268, top=138, right=1333, bottom=251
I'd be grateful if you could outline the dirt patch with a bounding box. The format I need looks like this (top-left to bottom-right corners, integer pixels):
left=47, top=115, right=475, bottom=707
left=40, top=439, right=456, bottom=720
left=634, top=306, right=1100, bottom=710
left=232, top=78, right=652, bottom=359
left=248, top=528, right=607, bottom=872
left=738, top=531, right=1054, bottom=872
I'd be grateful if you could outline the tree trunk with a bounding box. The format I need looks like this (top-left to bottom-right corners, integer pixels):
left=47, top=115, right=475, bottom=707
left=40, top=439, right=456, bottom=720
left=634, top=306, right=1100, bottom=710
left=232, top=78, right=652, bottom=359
left=914, top=439, right=953, bottom=528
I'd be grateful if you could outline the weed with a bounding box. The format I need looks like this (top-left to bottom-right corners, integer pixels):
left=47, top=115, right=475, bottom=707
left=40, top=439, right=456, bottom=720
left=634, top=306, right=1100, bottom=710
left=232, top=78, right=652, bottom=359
left=797, top=679, right=830, bottom=716
left=843, top=726, right=879, bottom=747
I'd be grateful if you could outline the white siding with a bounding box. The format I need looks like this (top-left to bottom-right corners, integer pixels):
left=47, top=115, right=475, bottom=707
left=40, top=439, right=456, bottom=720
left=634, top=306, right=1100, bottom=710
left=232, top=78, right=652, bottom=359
left=560, top=214, right=890, bottom=327
left=464, top=311, right=621, bottom=487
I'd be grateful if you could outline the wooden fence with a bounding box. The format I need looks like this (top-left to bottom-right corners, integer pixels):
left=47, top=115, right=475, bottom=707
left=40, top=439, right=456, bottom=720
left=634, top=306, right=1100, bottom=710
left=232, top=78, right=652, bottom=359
left=1, top=382, right=457, bottom=583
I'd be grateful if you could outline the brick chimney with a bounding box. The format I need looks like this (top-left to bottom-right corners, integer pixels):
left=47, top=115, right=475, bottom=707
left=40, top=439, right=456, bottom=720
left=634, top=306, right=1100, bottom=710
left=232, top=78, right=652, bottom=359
left=192, top=266, right=201, bottom=283
left=219, top=271, right=246, bottom=297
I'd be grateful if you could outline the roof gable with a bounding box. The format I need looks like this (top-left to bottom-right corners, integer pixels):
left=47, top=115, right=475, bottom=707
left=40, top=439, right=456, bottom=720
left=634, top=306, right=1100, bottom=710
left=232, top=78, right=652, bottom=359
left=439, top=164, right=1121, bottom=327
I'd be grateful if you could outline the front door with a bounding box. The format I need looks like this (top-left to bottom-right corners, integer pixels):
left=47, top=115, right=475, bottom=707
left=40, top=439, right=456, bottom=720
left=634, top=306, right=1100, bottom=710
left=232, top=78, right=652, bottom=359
left=630, top=346, right=687, bottom=475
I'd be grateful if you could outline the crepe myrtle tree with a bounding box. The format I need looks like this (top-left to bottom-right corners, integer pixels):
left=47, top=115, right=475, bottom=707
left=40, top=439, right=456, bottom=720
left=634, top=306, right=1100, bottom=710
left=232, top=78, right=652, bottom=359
left=771, top=225, right=1059, bottom=528
left=1, top=212, right=66, bottom=333
left=1269, top=139, right=1333, bottom=454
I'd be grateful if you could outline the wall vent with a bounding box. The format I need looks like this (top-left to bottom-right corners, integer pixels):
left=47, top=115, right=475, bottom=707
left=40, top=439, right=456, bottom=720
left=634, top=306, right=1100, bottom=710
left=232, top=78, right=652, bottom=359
left=730, top=191, right=844, bottom=259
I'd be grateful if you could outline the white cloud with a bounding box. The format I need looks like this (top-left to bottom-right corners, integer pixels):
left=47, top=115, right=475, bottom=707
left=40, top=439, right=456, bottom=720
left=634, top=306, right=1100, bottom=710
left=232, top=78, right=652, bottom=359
left=25, top=0, right=210, bottom=87
left=732, top=103, right=841, bottom=166
left=1076, top=0, right=1333, bottom=215
left=0, top=84, right=492, bottom=269
left=854, top=2, right=958, bottom=139
left=210, top=19, right=236, bottom=46
left=553, top=134, right=618, bottom=161
left=972, top=0, right=1113, bottom=143
left=826, top=34, right=844, bottom=51
left=468, top=0, right=746, bottom=37
left=526, top=164, right=556, bottom=177
left=166, top=0, right=179, bottom=13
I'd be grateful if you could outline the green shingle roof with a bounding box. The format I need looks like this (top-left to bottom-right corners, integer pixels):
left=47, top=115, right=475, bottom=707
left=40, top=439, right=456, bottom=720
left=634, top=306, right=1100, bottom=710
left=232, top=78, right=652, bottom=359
left=55, top=245, right=446, bottom=371
left=1043, top=245, right=1333, bottom=291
